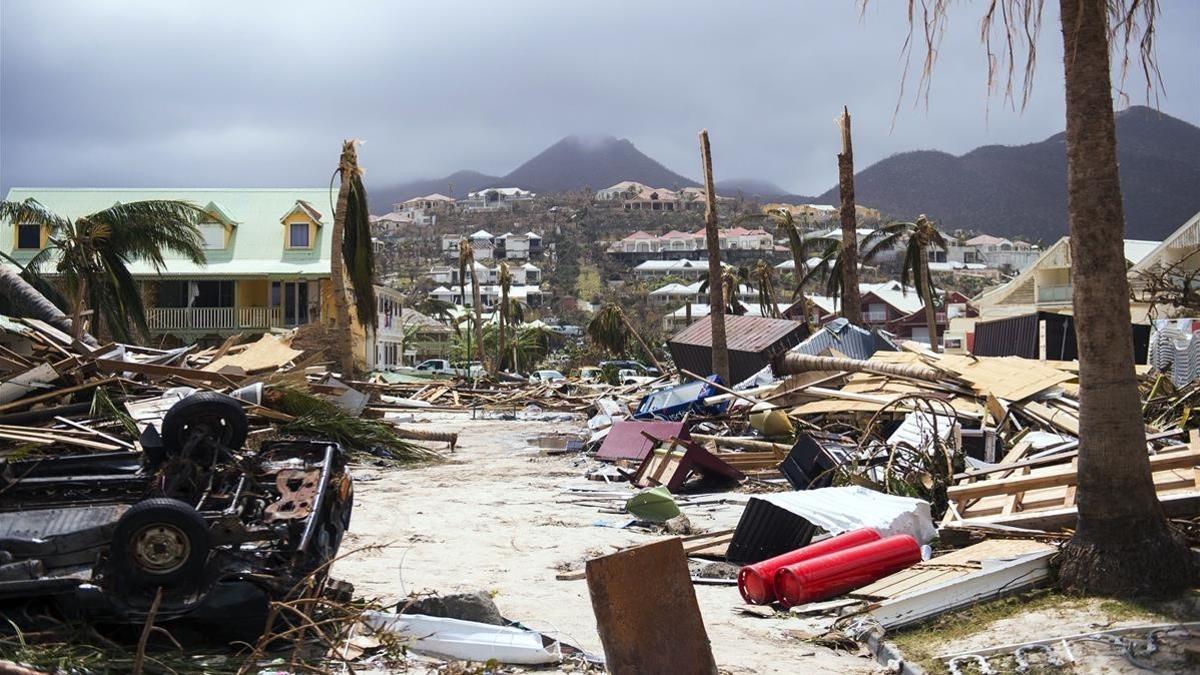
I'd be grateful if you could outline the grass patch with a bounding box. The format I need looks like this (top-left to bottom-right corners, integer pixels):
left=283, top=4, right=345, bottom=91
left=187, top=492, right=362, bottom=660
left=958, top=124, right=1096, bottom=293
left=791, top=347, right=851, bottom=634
left=575, top=263, right=602, bottom=302
left=888, top=591, right=1078, bottom=673
left=889, top=589, right=1200, bottom=673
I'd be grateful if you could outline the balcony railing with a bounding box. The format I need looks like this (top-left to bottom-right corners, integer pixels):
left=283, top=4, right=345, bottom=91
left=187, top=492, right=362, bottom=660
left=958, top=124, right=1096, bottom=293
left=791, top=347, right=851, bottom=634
left=147, top=307, right=283, bottom=331
left=1037, top=285, right=1073, bottom=303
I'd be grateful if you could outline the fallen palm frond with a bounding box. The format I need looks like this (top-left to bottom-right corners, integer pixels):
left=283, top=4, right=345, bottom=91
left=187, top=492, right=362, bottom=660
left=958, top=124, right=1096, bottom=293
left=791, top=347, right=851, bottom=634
left=90, top=386, right=138, bottom=437
left=268, top=384, right=444, bottom=463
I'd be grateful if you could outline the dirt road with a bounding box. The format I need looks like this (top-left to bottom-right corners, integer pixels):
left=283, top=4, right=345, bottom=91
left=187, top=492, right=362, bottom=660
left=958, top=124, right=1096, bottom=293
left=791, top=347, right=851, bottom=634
left=336, top=412, right=872, bottom=674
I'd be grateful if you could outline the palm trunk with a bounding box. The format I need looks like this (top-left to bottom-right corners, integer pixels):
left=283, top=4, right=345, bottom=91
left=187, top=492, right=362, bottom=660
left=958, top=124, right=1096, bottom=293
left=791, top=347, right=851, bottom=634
left=469, top=264, right=487, bottom=376
left=620, top=309, right=666, bottom=374
left=71, top=275, right=88, bottom=343
left=1055, top=0, right=1191, bottom=596
left=331, top=142, right=355, bottom=377
left=919, top=248, right=940, bottom=352
left=0, top=267, right=97, bottom=346
left=786, top=229, right=815, bottom=330
left=699, top=130, right=730, bottom=384
left=498, top=286, right=508, bottom=372
left=837, top=107, right=863, bottom=325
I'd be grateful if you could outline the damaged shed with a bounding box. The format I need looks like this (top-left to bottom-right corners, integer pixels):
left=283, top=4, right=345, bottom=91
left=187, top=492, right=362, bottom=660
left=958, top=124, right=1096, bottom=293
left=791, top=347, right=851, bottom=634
left=667, top=315, right=808, bottom=386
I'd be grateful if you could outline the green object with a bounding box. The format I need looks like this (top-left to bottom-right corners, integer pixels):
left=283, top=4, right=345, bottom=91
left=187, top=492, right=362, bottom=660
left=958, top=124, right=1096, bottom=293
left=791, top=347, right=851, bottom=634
left=626, top=486, right=681, bottom=523
left=2, top=187, right=336, bottom=277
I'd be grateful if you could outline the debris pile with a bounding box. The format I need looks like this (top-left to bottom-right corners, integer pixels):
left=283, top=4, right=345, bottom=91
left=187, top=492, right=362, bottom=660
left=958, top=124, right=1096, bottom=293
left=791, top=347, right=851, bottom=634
left=548, top=334, right=1200, bottom=670
left=0, top=316, right=453, bottom=655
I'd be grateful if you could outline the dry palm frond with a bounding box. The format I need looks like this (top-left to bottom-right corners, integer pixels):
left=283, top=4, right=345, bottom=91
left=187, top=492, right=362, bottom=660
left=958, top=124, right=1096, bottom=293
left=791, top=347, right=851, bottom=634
left=269, top=385, right=442, bottom=463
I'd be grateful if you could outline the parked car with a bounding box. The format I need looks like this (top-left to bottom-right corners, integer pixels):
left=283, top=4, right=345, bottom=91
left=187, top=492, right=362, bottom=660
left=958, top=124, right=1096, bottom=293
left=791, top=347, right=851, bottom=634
left=599, top=360, right=660, bottom=376
left=405, top=359, right=482, bottom=378
left=617, top=368, right=657, bottom=386
left=529, top=369, right=566, bottom=384
left=575, top=366, right=603, bottom=383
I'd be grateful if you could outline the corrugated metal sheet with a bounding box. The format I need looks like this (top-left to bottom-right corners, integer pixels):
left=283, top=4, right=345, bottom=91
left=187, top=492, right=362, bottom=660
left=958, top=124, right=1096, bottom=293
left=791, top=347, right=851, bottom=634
left=667, top=315, right=807, bottom=385
left=595, top=420, right=688, bottom=461
left=793, top=318, right=897, bottom=360
left=973, top=312, right=1150, bottom=364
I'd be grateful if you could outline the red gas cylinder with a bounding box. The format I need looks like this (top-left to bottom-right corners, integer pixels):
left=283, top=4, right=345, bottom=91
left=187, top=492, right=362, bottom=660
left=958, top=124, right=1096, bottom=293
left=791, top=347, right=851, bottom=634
left=774, top=534, right=922, bottom=608
left=737, top=528, right=881, bottom=605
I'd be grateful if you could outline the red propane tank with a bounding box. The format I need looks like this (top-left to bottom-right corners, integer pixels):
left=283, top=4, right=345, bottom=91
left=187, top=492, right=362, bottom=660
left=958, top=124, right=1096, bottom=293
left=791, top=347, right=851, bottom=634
left=737, top=528, right=881, bottom=605
left=774, top=534, right=922, bottom=608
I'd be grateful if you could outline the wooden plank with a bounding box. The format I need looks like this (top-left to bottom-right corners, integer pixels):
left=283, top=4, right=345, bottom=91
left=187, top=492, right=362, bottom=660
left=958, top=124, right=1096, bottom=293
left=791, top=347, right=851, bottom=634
left=949, top=448, right=1200, bottom=501
left=585, top=538, right=717, bottom=675
left=95, top=358, right=236, bottom=385
left=0, top=377, right=117, bottom=414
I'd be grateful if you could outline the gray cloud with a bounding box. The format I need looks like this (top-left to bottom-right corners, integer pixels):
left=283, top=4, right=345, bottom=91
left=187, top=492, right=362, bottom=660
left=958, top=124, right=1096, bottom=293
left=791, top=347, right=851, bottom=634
left=2, top=0, right=1197, bottom=196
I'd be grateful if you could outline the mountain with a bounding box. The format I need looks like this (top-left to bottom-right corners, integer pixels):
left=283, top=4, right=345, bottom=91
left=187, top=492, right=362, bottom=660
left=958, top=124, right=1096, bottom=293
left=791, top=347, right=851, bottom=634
left=369, top=170, right=499, bottom=212
left=501, top=134, right=697, bottom=193
left=815, top=106, right=1200, bottom=241
left=715, top=178, right=791, bottom=198
left=368, top=135, right=698, bottom=211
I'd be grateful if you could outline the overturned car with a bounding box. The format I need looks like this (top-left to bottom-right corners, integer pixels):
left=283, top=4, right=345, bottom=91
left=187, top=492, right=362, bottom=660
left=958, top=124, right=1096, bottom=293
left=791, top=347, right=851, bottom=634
left=0, top=392, right=354, bottom=640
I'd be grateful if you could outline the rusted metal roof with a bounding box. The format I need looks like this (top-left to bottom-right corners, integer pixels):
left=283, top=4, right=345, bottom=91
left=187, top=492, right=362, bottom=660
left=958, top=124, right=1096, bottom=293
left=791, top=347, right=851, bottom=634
left=667, top=315, right=808, bottom=385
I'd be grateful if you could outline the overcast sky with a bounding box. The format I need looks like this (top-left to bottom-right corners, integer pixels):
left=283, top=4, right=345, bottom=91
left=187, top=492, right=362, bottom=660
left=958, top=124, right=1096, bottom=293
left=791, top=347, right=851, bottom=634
left=2, top=0, right=1197, bottom=196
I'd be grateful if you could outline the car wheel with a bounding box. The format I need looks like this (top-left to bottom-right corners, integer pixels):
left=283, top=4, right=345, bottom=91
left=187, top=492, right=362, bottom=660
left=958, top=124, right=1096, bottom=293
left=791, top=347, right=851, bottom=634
left=161, top=391, right=249, bottom=455
left=111, top=498, right=210, bottom=590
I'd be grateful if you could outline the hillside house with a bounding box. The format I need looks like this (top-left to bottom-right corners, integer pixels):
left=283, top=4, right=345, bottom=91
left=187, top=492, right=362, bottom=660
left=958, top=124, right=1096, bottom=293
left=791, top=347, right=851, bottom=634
left=442, top=230, right=542, bottom=260
left=596, top=181, right=650, bottom=201
left=623, top=187, right=681, bottom=211
left=609, top=227, right=777, bottom=262
left=459, top=187, right=535, bottom=212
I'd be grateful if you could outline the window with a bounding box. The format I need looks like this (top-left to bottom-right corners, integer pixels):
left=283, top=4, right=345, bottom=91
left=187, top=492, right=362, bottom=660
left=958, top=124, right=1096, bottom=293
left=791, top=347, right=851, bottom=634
left=199, top=222, right=226, bottom=250
left=288, top=222, right=310, bottom=248
left=16, top=223, right=41, bottom=249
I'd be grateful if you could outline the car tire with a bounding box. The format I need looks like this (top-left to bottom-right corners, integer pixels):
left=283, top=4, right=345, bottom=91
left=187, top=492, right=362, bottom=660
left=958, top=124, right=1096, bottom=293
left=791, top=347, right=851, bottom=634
left=161, top=392, right=249, bottom=454
left=111, top=498, right=210, bottom=590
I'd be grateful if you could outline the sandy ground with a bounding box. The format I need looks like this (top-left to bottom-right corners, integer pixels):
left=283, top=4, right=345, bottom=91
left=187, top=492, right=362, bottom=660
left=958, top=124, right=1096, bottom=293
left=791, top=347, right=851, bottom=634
left=335, top=412, right=874, bottom=674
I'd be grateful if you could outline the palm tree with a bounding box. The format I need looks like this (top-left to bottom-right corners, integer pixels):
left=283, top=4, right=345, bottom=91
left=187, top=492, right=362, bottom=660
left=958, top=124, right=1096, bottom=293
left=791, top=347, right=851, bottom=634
left=587, top=302, right=665, bottom=373
left=862, top=215, right=947, bottom=351
left=456, top=240, right=487, bottom=376
left=331, top=140, right=378, bottom=377
left=797, top=233, right=849, bottom=314
left=751, top=260, right=781, bottom=319
left=416, top=296, right=455, bottom=325
left=868, top=0, right=1189, bottom=596
left=0, top=198, right=206, bottom=343
left=739, top=208, right=814, bottom=327
left=497, top=262, right=511, bottom=372
left=699, top=264, right=748, bottom=316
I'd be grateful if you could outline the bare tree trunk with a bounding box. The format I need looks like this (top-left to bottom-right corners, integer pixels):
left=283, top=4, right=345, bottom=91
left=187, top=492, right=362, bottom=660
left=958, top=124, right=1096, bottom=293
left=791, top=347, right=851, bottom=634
left=332, top=141, right=356, bottom=377
left=620, top=308, right=666, bottom=374
left=0, top=267, right=97, bottom=346
left=699, top=130, right=731, bottom=384
left=919, top=246, right=940, bottom=352
left=71, top=276, right=88, bottom=343
left=1055, top=0, right=1191, bottom=596
left=469, top=264, right=487, bottom=376
left=785, top=227, right=815, bottom=331
left=498, top=283, right=508, bottom=372
left=837, top=107, right=863, bottom=325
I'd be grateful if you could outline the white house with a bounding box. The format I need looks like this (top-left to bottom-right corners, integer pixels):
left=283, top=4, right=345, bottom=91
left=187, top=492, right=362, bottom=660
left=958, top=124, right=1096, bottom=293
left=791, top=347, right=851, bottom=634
left=459, top=187, right=535, bottom=212
left=597, top=181, right=650, bottom=201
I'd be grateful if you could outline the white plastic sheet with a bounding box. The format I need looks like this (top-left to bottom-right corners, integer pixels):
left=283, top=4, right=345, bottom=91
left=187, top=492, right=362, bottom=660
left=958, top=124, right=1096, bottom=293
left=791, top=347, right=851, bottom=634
left=733, top=486, right=937, bottom=543
left=361, top=611, right=562, bottom=665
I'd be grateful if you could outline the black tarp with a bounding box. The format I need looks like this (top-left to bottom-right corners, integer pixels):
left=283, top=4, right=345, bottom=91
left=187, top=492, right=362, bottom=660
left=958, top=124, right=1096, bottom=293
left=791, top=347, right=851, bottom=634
left=972, top=312, right=1150, bottom=364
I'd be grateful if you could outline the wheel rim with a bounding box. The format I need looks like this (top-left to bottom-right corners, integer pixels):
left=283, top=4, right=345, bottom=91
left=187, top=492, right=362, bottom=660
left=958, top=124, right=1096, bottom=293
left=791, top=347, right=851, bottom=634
left=182, top=414, right=233, bottom=445
left=130, top=523, right=191, bottom=574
